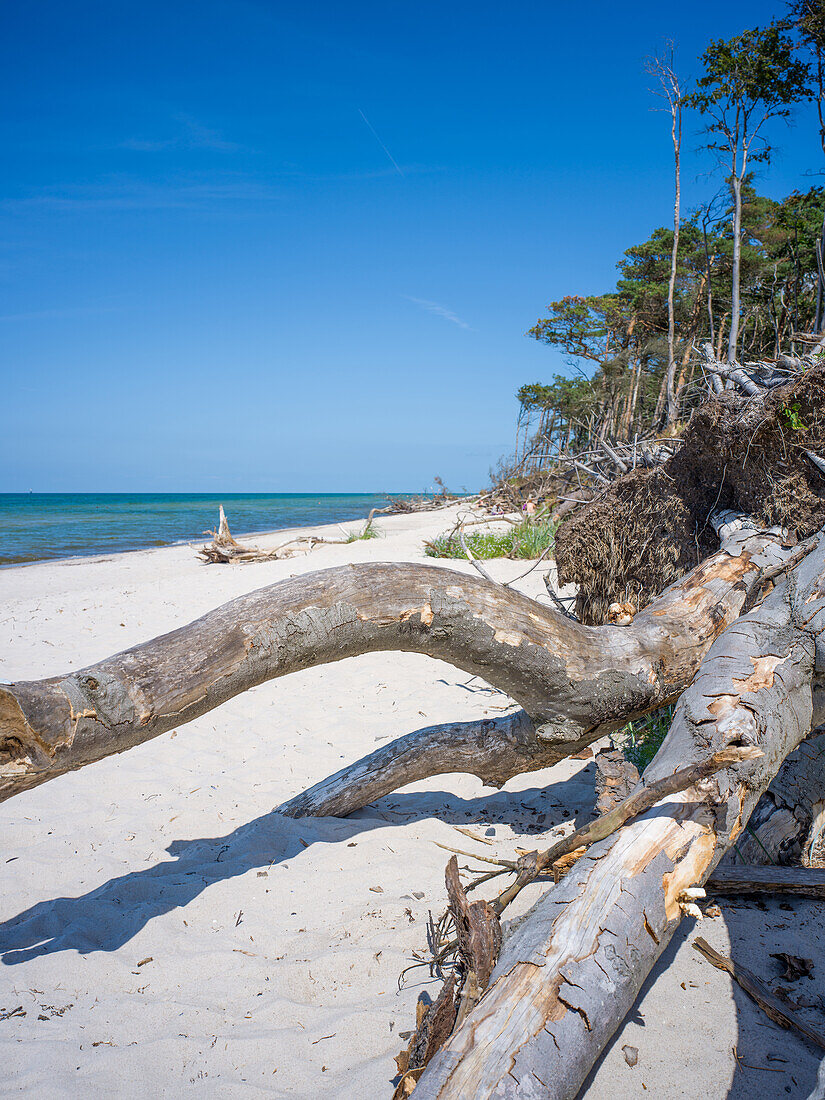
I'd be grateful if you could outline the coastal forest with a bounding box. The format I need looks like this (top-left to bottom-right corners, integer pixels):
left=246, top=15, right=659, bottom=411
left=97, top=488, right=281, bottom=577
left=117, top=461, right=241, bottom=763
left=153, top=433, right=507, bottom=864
left=513, top=3, right=825, bottom=460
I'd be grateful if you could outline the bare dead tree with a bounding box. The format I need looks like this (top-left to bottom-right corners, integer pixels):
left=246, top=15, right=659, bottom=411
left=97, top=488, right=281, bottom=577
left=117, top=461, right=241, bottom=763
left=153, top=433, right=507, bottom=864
left=648, top=45, right=684, bottom=426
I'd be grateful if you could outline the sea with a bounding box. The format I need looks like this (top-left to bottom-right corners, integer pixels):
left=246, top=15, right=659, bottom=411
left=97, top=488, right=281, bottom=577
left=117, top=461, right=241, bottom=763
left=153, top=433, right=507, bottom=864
left=0, top=493, right=420, bottom=567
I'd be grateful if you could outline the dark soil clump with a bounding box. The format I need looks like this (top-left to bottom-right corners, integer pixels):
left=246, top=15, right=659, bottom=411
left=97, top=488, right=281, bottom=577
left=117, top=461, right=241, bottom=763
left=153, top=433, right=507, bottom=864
left=555, top=364, right=825, bottom=624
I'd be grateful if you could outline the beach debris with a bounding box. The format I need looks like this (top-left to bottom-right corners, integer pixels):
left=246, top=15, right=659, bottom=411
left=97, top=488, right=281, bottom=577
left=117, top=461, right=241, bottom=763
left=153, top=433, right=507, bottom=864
left=198, top=505, right=341, bottom=564
left=677, top=887, right=706, bottom=921
left=392, top=975, right=457, bottom=1099
left=693, top=938, right=825, bottom=1050
left=771, top=952, right=814, bottom=982
left=8, top=364, right=825, bottom=1098
left=607, top=600, right=636, bottom=626
left=594, top=748, right=640, bottom=813
left=705, top=865, right=825, bottom=899
left=623, top=1045, right=639, bottom=1067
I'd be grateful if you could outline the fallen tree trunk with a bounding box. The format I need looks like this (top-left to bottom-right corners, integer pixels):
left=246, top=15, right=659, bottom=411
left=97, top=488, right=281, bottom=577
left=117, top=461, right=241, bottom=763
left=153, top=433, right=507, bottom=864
left=1, top=520, right=791, bottom=805
left=411, top=531, right=825, bottom=1099
left=707, top=865, right=825, bottom=898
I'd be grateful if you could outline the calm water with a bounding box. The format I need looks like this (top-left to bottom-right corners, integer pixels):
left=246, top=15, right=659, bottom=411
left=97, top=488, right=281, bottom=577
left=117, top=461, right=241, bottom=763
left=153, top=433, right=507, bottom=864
left=0, top=493, right=416, bottom=566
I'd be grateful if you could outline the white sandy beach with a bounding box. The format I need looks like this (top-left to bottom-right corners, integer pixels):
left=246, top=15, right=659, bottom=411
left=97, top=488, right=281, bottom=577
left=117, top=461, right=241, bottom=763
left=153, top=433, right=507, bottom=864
left=1, top=505, right=824, bottom=1098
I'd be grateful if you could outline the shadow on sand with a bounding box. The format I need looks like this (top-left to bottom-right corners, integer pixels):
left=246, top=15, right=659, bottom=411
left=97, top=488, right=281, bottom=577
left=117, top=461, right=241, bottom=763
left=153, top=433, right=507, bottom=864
left=0, top=773, right=590, bottom=965
left=5, top=766, right=819, bottom=1098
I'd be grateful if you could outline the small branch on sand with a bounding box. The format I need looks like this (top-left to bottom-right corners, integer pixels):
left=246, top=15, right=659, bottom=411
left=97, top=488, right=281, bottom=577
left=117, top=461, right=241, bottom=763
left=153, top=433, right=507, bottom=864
left=693, top=938, right=825, bottom=1051
left=543, top=572, right=578, bottom=619
left=456, top=527, right=497, bottom=586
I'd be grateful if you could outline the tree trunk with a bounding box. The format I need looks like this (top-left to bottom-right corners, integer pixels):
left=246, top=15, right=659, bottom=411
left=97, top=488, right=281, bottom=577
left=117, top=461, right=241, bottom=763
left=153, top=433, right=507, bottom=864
left=728, top=173, right=744, bottom=364
left=0, top=524, right=792, bottom=806
left=665, top=83, right=681, bottom=426
left=412, top=532, right=825, bottom=1099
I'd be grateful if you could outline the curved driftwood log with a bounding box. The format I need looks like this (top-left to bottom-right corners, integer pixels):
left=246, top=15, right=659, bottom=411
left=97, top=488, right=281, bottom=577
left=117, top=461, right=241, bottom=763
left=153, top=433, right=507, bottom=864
left=0, top=522, right=791, bottom=804
left=412, top=532, right=825, bottom=1100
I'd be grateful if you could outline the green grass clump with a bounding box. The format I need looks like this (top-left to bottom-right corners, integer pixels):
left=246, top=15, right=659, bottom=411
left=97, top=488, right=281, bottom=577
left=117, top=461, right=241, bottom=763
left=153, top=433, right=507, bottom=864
left=611, top=705, right=674, bottom=774
left=425, top=518, right=557, bottom=561
left=345, top=519, right=380, bottom=543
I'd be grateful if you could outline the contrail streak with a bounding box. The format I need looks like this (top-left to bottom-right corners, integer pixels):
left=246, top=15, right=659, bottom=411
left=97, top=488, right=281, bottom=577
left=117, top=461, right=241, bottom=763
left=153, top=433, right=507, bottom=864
left=358, top=109, right=405, bottom=177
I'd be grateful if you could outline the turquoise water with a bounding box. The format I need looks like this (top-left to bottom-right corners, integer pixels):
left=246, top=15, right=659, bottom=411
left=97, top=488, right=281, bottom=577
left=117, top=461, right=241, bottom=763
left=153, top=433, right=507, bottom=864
left=0, top=493, right=415, bottom=566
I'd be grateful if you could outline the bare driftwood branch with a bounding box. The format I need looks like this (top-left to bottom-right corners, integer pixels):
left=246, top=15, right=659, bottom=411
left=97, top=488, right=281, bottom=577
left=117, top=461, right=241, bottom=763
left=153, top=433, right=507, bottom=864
left=542, top=573, right=578, bottom=620
left=198, top=505, right=347, bottom=564
left=698, top=341, right=766, bottom=396
left=277, top=711, right=549, bottom=818
left=489, top=745, right=762, bottom=916
left=456, top=528, right=497, bottom=586
left=707, top=865, right=825, bottom=898
left=0, top=522, right=793, bottom=804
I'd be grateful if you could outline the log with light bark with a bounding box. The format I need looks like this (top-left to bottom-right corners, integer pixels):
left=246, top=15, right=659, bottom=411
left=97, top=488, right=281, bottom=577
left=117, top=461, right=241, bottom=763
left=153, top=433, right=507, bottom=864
left=411, top=530, right=825, bottom=1100
left=0, top=515, right=792, bottom=806
left=1, top=509, right=821, bottom=1099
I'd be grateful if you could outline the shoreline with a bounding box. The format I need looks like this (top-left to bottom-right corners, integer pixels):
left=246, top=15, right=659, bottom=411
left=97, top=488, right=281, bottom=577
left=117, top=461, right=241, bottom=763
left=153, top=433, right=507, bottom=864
left=0, top=496, right=468, bottom=572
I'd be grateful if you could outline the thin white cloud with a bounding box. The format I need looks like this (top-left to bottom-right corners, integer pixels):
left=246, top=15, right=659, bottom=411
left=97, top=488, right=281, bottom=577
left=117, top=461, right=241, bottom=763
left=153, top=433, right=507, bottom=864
left=405, top=296, right=471, bottom=330
left=2, top=177, right=281, bottom=213
left=0, top=305, right=120, bottom=322
left=120, top=114, right=242, bottom=153
left=357, top=109, right=404, bottom=177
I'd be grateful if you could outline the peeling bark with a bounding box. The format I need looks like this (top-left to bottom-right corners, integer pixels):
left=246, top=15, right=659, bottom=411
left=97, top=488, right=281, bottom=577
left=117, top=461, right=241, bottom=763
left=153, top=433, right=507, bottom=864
left=412, top=532, right=825, bottom=1100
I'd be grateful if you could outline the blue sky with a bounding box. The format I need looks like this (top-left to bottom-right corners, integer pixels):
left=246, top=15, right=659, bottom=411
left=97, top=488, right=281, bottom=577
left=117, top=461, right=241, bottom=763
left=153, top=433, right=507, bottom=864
left=1, top=0, right=822, bottom=492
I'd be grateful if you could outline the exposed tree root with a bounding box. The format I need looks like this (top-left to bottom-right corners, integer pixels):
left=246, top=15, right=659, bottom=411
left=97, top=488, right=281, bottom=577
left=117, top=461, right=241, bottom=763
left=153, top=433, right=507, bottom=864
left=555, top=355, right=825, bottom=623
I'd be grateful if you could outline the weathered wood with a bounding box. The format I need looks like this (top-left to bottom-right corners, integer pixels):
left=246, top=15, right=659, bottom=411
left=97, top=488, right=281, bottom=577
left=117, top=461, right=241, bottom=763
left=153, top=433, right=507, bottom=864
left=490, top=745, right=762, bottom=916
left=724, top=731, right=825, bottom=865
left=445, top=857, right=502, bottom=1027
left=699, top=341, right=764, bottom=395
left=707, top=865, right=825, bottom=897
left=594, top=748, right=639, bottom=813
left=413, top=532, right=825, bottom=1100
left=393, top=974, right=458, bottom=1099
left=0, top=524, right=792, bottom=804
left=693, top=938, right=825, bottom=1050
left=279, top=711, right=552, bottom=818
